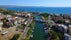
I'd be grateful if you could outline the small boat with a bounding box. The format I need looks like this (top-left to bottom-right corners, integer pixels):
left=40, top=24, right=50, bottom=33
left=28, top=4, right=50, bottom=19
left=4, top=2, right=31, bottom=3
left=30, top=35, right=33, bottom=38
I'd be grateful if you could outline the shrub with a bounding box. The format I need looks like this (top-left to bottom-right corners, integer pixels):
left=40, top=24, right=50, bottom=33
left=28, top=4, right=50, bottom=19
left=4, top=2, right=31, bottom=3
left=11, top=34, right=20, bottom=40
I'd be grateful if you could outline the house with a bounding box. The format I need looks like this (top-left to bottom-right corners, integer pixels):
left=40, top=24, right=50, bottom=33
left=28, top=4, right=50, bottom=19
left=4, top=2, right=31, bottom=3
left=17, top=17, right=25, bottom=24
left=0, top=21, right=3, bottom=31
left=65, top=20, right=70, bottom=23
left=57, top=24, right=68, bottom=33
left=68, top=25, right=71, bottom=35
left=64, top=33, right=71, bottom=40
left=65, top=19, right=70, bottom=26
left=14, top=12, right=21, bottom=16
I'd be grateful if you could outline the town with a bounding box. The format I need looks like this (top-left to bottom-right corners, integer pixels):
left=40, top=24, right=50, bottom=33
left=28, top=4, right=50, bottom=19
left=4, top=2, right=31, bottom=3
left=0, top=8, right=71, bottom=40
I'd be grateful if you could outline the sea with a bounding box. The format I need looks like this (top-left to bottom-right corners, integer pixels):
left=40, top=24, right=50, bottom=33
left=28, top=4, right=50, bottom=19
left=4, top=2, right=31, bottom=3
left=0, top=6, right=71, bottom=14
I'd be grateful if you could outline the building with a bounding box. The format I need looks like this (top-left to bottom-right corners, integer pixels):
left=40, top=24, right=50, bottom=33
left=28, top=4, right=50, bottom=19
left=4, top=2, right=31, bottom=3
left=57, top=24, right=68, bottom=33
left=0, top=21, right=3, bottom=31
left=64, top=33, right=71, bottom=40
left=68, top=25, right=71, bottom=35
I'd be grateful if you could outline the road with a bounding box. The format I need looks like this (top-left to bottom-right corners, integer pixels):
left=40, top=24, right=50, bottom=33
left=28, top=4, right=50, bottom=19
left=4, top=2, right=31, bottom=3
left=18, top=19, right=32, bottom=40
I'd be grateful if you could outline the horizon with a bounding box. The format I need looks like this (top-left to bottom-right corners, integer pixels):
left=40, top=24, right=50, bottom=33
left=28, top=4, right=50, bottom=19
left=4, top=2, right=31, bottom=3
left=1, top=5, right=71, bottom=7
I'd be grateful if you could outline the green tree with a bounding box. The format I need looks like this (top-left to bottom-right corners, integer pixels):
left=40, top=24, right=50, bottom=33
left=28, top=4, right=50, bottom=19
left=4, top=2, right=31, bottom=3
left=50, top=30, right=60, bottom=40
left=0, top=8, right=6, bottom=12
left=57, top=20, right=65, bottom=24
left=40, top=13, right=49, bottom=20
left=69, top=21, right=71, bottom=25
left=57, top=32, right=63, bottom=40
left=11, top=34, right=20, bottom=40
left=40, top=13, right=49, bottom=17
left=2, top=10, right=15, bottom=15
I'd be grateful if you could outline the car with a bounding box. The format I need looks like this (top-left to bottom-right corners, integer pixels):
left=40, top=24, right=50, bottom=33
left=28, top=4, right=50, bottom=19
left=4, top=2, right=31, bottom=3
left=1, top=31, right=8, bottom=35
left=16, top=28, right=19, bottom=31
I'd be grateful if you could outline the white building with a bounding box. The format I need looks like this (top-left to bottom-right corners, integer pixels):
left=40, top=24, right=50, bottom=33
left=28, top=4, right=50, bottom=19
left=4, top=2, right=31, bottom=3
left=0, top=21, right=3, bottom=31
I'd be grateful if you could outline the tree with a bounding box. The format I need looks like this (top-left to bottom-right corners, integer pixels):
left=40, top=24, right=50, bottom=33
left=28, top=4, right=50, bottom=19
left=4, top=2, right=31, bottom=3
left=11, top=34, right=20, bottom=40
left=0, top=8, right=6, bottom=12
left=49, top=30, right=60, bottom=40
left=57, top=32, right=63, bottom=40
left=40, top=13, right=49, bottom=20
left=57, top=20, right=65, bottom=24
left=69, top=22, right=71, bottom=25
left=40, top=13, right=49, bottom=17
left=2, top=10, right=15, bottom=15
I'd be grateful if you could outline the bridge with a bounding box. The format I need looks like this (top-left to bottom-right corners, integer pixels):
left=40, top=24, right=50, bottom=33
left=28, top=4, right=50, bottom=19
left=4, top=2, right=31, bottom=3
left=35, top=19, right=48, bottom=23
left=35, top=19, right=55, bottom=25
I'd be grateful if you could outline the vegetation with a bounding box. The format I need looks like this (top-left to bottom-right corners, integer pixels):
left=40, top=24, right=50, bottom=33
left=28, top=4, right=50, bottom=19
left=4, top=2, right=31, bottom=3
left=57, top=32, right=63, bottom=40
left=45, top=22, right=62, bottom=40
left=1, top=18, right=14, bottom=27
left=19, top=25, right=23, bottom=29
left=46, top=22, right=50, bottom=28
left=49, top=30, right=60, bottom=40
left=2, top=10, right=15, bottom=15
left=32, top=16, right=36, bottom=19
left=1, top=18, right=7, bottom=27
left=11, top=34, right=20, bottom=40
left=17, top=24, right=26, bottom=32
left=0, top=8, right=6, bottom=12
left=69, top=21, right=71, bottom=25
left=24, top=20, right=35, bottom=40
left=1, top=18, right=7, bottom=22
left=40, top=13, right=49, bottom=20
left=50, top=26, right=64, bottom=40
left=56, top=20, right=65, bottom=24
left=40, top=13, right=49, bottom=17
left=0, top=8, right=16, bottom=15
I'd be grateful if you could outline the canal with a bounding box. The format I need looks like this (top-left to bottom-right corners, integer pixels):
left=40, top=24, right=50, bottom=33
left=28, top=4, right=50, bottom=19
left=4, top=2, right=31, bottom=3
left=30, top=15, right=45, bottom=40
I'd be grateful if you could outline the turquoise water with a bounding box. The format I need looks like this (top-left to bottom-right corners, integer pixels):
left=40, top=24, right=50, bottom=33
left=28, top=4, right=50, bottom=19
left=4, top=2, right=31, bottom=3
left=30, top=16, right=45, bottom=40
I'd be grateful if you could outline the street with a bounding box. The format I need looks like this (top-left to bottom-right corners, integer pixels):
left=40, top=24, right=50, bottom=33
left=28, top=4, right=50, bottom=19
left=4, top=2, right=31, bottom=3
left=18, top=19, right=32, bottom=40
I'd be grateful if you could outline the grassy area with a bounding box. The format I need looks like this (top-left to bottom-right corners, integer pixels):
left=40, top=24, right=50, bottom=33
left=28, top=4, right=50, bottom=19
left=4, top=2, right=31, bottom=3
left=17, top=24, right=26, bottom=31
left=11, top=34, right=20, bottom=40
left=24, top=20, right=35, bottom=40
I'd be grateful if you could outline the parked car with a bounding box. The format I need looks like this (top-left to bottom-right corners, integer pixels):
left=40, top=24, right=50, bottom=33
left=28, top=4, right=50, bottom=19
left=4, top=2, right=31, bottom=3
left=1, top=31, right=8, bottom=35
left=16, top=28, right=19, bottom=31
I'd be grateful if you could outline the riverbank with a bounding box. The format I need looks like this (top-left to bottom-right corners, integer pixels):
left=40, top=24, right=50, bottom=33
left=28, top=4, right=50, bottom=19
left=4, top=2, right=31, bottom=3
left=30, top=15, right=45, bottom=40
left=24, top=20, right=35, bottom=40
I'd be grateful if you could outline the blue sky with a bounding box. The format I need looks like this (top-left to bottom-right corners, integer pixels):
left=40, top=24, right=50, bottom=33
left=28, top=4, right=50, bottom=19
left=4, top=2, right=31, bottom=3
left=0, top=0, right=71, bottom=7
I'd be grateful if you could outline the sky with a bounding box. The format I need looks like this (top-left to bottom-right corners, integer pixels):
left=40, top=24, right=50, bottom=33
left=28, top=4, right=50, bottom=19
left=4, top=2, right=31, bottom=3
left=0, top=0, right=71, bottom=7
